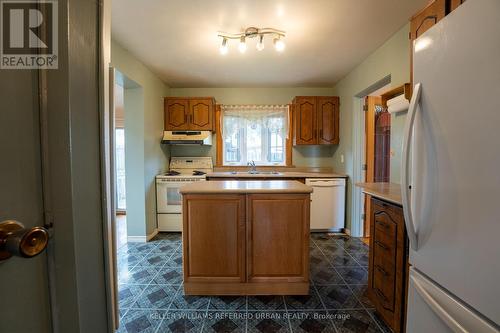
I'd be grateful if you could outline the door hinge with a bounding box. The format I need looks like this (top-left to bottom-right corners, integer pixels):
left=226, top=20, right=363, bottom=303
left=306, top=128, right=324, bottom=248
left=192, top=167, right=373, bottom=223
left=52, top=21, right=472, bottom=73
left=362, top=164, right=367, bottom=171
left=363, top=104, right=368, bottom=111
left=361, top=213, right=366, bottom=221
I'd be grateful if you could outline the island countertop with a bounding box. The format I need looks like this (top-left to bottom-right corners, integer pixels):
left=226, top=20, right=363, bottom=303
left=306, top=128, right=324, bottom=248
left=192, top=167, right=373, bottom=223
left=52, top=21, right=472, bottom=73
left=180, top=180, right=313, bottom=194
left=355, top=182, right=402, bottom=205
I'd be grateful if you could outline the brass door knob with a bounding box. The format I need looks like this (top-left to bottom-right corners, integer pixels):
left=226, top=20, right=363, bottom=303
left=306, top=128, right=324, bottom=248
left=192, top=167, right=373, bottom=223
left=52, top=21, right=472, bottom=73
left=0, top=220, right=49, bottom=262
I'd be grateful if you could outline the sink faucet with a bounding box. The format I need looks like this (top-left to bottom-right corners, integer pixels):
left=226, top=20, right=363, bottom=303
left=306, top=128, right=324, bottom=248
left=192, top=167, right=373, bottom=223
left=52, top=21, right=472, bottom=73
left=247, top=160, right=257, bottom=174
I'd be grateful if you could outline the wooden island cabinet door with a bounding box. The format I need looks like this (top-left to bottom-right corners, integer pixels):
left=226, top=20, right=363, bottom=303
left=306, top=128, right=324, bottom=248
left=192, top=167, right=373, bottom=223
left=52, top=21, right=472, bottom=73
left=247, top=194, right=310, bottom=283
left=189, top=98, right=214, bottom=131
left=317, top=97, right=339, bottom=144
left=182, top=194, right=246, bottom=283
left=165, top=98, right=190, bottom=130
left=293, top=97, right=317, bottom=145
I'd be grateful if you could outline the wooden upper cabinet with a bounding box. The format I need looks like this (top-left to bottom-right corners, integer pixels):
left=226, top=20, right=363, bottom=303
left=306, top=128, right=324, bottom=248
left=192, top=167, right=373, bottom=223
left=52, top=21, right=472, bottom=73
left=410, top=0, right=446, bottom=41
left=294, top=97, right=316, bottom=145
left=293, top=96, right=339, bottom=145
left=189, top=98, right=214, bottom=130
left=165, top=98, right=190, bottom=130
left=164, top=97, right=215, bottom=131
left=450, top=0, right=465, bottom=11
left=317, top=97, right=339, bottom=144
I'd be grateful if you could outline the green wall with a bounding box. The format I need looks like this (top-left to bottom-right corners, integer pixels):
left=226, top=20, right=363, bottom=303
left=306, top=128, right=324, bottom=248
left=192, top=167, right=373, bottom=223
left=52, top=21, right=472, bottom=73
left=332, top=23, right=411, bottom=231
left=111, top=40, right=170, bottom=237
left=169, top=87, right=337, bottom=167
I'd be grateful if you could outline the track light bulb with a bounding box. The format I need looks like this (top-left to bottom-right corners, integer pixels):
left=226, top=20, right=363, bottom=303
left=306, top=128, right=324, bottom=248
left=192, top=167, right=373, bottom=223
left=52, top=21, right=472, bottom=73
left=256, top=35, right=265, bottom=51
left=219, top=38, right=228, bottom=55
left=274, top=36, right=285, bottom=52
left=239, top=36, right=247, bottom=53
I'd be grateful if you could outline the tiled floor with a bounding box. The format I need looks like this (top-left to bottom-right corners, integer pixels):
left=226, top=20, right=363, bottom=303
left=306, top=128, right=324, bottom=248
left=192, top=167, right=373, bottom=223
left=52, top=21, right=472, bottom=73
left=117, top=233, right=390, bottom=333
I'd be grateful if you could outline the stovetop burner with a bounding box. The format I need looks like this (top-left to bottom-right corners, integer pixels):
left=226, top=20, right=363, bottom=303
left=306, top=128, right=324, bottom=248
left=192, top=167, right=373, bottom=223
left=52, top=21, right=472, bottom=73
left=164, top=170, right=181, bottom=176
left=193, top=170, right=206, bottom=176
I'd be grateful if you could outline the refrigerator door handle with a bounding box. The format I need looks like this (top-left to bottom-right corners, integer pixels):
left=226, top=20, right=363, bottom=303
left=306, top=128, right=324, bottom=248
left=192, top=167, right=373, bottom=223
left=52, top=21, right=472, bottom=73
left=401, top=83, right=421, bottom=250
left=410, top=269, right=499, bottom=333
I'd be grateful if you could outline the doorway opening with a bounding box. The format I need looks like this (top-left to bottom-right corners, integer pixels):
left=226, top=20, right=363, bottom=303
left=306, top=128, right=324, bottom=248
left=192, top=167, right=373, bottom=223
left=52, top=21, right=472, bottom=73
left=114, top=75, right=127, bottom=249
left=362, top=84, right=391, bottom=240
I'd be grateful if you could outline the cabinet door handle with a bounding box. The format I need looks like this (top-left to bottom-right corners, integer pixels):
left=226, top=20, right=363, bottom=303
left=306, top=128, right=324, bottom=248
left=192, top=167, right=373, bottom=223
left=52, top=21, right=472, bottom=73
left=375, top=240, right=389, bottom=250
left=184, top=114, right=187, bottom=123
left=319, top=128, right=323, bottom=139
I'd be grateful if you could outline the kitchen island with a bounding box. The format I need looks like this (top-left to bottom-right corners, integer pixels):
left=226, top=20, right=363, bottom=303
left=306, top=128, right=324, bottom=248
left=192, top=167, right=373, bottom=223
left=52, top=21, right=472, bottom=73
left=179, top=180, right=313, bottom=295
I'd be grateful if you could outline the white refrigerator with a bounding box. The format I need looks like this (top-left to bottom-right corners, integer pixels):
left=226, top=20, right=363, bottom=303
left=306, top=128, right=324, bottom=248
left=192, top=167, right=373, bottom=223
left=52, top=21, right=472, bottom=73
left=402, top=0, right=500, bottom=331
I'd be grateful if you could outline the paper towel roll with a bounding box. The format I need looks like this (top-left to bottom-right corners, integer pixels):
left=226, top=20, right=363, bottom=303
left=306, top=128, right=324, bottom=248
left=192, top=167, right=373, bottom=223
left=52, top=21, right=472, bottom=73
left=387, top=94, right=409, bottom=113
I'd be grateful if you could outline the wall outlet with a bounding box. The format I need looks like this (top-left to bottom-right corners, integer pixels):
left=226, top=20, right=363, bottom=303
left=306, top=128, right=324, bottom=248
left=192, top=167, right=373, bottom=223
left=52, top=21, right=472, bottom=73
left=341, top=154, right=344, bottom=164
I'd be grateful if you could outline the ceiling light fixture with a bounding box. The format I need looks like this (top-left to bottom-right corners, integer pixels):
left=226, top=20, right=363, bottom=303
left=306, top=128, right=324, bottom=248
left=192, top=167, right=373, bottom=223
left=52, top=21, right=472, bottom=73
left=238, top=36, right=247, bottom=53
left=256, top=34, right=265, bottom=51
left=219, top=37, right=228, bottom=55
left=274, top=36, right=285, bottom=52
left=217, top=27, right=286, bottom=54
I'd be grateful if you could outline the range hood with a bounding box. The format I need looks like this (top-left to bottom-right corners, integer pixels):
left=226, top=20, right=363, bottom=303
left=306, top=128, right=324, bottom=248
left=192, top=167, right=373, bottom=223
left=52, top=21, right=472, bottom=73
left=161, top=131, right=213, bottom=145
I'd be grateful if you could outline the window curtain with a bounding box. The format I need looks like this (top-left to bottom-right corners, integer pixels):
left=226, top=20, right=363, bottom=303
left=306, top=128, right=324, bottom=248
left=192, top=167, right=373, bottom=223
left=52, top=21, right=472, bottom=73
left=221, top=104, right=289, bottom=138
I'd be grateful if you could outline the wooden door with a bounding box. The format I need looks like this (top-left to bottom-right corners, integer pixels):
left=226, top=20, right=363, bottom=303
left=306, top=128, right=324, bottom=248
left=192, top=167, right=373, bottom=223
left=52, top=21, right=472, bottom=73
left=183, top=194, right=246, bottom=283
left=363, top=96, right=382, bottom=237
left=165, top=98, right=190, bottom=130
left=189, top=98, right=213, bottom=131
left=247, top=194, right=309, bottom=282
left=293, top=97, right=317, bottom=145
left=317, top=97, right=339, bottom=144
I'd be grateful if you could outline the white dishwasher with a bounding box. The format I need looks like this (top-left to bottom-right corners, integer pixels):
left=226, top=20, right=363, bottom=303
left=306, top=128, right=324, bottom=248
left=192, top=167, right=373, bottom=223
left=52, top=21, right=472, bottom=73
left=306, top=178, right=346, bottom=231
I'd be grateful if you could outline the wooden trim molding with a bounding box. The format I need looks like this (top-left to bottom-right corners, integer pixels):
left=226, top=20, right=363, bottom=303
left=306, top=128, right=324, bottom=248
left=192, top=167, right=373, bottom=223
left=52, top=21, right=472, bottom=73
left=215, top=104, right=293, bottom=167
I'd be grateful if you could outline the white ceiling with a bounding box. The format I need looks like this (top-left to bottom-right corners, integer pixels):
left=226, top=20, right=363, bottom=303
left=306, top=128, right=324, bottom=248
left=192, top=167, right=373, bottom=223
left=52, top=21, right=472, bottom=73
left=112, top=0, right=427, bottom=88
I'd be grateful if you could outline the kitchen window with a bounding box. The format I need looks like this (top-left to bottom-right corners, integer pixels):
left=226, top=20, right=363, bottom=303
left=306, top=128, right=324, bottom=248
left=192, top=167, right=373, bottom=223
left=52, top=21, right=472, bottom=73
left=220, top=105, right=290, bottom=166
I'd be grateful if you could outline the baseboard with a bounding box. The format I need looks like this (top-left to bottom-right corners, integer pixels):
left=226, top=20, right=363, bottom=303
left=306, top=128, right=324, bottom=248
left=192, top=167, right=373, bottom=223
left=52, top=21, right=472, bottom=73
left=127, top=228, right=159, bottom=243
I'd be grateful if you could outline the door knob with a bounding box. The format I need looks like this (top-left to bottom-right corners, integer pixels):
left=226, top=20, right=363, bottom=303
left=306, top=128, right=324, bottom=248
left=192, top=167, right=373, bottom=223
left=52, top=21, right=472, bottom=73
left=0, top=220, right=49, bottom=262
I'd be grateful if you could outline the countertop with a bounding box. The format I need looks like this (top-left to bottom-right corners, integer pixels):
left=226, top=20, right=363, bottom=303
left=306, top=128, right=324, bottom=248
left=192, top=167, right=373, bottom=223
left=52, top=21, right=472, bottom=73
left=355, top=182, right=402, bottom=206
left=206, top=171, right=347, bottom=178
left=180, top=180, right=313, bottom=194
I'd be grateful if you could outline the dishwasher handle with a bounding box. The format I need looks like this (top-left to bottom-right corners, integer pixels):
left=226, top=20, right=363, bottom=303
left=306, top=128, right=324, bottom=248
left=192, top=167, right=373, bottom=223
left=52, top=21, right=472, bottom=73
left=305, top=179, right=345, bottom=187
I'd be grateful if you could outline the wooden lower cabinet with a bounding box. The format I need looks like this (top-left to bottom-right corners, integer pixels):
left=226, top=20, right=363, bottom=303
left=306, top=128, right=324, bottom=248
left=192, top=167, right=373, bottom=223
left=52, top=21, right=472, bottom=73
left=368, top=198, right=408, bottom=333
left=182, top=193, right=310, bottom=295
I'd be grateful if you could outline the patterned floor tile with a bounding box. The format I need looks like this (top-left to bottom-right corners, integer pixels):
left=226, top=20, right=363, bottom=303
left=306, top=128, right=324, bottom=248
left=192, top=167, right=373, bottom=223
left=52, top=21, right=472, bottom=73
left=329, top=310, right=382, bottom=333
left=139, top=252, right=172, bottom=266
left=132, top=284, right=179, bottom=309
left=117, top=309, right=163, bottom=333
left=248, top=296, right=286, bottom=311
left=203, top=312, right=247, bottom=333
left=284, top=287, right=324, bottom=310
left=365, top=309, right=392, bottom=333
left=349, top=252, right=369, bottom=267
left=119, top=253, right=147, bottom=267
left=335, top=267, right=368, bottom=285
left=328, top=253, right=360, bottom=267
left=153, top=266, right=183, bottom=284
left=288, top=311, right=336, bottom=333
left=170, top=292, right=210, bottom=310
left=247, top=312, right=291, bottom=333
left=349, top=285, right=374, bottom=309
left=209, top=296, right=247, bottom=311
left=165, top=251, right=184, bottom=267
left=151, top=242, right=179, bottom=254
left=315, top=285, right=362, bottom=310
left=156, top=311, right=205, bottom=333
left=119, top=284, right=147, bottom=309
left=310, top=262, right=345, bottom=285
left=120, top=266, right=160, bottom=285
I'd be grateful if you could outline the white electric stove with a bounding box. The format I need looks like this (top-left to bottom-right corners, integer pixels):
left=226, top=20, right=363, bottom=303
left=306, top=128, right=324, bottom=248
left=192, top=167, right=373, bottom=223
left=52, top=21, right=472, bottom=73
left=156, top=157, right=213, bottom=232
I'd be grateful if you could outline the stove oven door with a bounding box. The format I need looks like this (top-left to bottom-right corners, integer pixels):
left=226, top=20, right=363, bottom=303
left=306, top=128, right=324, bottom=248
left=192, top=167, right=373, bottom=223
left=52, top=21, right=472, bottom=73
left=156, top=178, right=206, bottom=214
